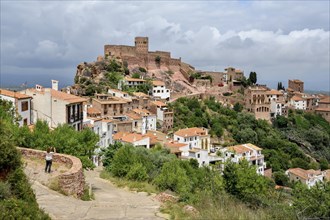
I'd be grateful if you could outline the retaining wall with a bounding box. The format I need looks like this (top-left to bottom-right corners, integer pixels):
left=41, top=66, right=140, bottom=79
left=18, top=147, right=85, bottom=197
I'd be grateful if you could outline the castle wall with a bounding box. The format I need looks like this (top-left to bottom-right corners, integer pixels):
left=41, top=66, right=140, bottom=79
left=201, top=71, right=224, bottom=86
left=104, top=45, right=136, bottom=58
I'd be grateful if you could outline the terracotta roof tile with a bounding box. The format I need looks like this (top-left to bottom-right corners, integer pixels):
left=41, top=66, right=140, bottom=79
left=226, top=144, right=253, bottom=154
left=0, top=89, right=31, bottom=99
left=87, top=107, right=101, bottom=115
left=114, top=132, right=148, bottom=143
left=125, top=77, right=145, bottom=82
left=174, top=127, right=208, bottom=137
left=266, top=89, right=283, bottom=95
left=287, top=168, right=323, bottom=180
left=315, top=107, right=330, bottom=112
left=50, top=89, right=87, bottom=103
left=151, top=100, right=167, bottom=107
left=291, top=95, right=304, bottom=102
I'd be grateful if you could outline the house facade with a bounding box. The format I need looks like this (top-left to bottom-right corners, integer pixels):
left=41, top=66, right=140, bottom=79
left=21, top=83, right=86, bottom=131
left=245, top=86, right=271, bottom=121
left=174, top=127, right=210, bottom=152
left=285, top=168, right=325, bottom=188
left=0, top=89, right=32, bottom=127
left=151, top=80, right=170, bottom=100
left=221, top=143, right=266, bottom=175
left=149, top=100, right=174, bottom=132
left=113, top=132, right=150, bottom=148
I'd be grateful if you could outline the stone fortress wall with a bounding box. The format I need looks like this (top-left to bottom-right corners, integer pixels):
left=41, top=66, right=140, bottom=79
left=18, top=147, right=85, bottom=197
left=104, top=37, right=192, bottom=79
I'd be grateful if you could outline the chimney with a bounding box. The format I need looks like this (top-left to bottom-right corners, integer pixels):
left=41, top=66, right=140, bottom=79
left=52, top=80, right=59, bottom=91
left=35, top=84, right=43, bottom=91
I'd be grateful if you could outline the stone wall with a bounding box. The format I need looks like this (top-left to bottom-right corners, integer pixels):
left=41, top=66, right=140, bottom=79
left=18, top=147, right=85, bottom=197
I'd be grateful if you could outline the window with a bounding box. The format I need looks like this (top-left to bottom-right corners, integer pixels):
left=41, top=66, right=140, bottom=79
left=197, top=154, right=200, bottom=158
left=23, top=118, right=28, bottom=125
left=21, top=101, right=29, bottom=111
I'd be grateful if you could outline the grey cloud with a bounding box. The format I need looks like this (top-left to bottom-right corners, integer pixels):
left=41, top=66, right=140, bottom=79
left=1, top=1, right=329, bottom=90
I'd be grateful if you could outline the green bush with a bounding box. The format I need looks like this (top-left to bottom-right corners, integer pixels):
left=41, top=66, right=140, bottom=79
left=0, top=199, right=50, bottom=220
left=127, top=163, right=148, bottom=181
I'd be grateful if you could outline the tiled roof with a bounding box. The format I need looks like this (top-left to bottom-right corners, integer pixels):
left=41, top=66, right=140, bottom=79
left=152, top=80, right=165, bottom=86
left=87, top=107, right=101, bottom=115
left=114, top=132, right=148, bottom=143
left=165, top=141, right=188, bottom=148
left=266, top=89, right=283, bottom=95
left=315, top=107, right=330, bottom=112
left=291, top=95, right=304, bottom=102
left=319, top=96, right=330, bottom=104
left=132, top=108, right=154, bottom=116
left=125, top=77, right=145, bottom=82
left=50, top=89, right=87, bottom=103
left=151, top=100, right=167, bottom=107
left=226, top=144, right=253, bottom=154
left=0, top=89, right=31, bottom=99
left=108, top=88, right=128, bottom=95
left=174, top=127, right=207, bottom=137
left=287, top=168, right=323, bottom=180
left=245, top=143, right=262, bottom=151
left=132, top=92, right=149, bottom=97
left=126, top=112, right=142, bottom=120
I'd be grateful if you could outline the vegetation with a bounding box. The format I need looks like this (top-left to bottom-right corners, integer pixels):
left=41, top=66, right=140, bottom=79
left=274, top=111, right=330, bottom=165
left=170, top=97, right=327, bottom=172
left=14, top=121, right=99, bottom=169
left=102, top=142, right=298, bottom=219
left=189, top=72, right=213, bottom=83
left=0, top=99, right=50, bottom=219
left=277, top=81, right=285, bottom=90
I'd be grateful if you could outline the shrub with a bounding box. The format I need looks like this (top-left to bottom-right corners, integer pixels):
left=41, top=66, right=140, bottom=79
left=127, top=163, right=148, bottom=181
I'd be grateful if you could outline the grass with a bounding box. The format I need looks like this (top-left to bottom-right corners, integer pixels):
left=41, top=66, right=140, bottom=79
left=48, top=176, right=67, bottom=196
left=100, top=170, right=159, bottom=195
left=81, top=184, right=95, bottom=201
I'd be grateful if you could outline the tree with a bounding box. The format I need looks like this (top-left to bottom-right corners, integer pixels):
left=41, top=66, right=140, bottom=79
left=293, top=182, right=330, bottom=218
left=131, top=72, right=141, bottom=79
left=223, top=160, right=268, bottom=205
left=233, top=102, right=243, bottom=112
left=248, top=72, right=257, bottom=85
left=277, top=82, right=285, bottom=90
left=155, top=56, right=161, bottom=64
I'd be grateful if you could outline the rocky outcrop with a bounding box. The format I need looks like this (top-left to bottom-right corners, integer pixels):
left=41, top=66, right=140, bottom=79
left=19, top=147, right=85, bottom=197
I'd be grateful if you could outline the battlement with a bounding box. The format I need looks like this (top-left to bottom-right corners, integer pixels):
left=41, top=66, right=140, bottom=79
left=103, top=37, right=190, bottom=70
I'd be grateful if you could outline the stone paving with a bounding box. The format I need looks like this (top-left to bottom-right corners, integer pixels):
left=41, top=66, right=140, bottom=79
left=25, top=161, right=164, bottom=220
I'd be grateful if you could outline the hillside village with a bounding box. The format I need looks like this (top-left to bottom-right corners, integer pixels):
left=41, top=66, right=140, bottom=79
left=1, top=37, right=330, bottom=190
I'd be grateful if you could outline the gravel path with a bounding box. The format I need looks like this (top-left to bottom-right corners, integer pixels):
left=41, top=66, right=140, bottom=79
left=24, top=159, right=164, bottom=220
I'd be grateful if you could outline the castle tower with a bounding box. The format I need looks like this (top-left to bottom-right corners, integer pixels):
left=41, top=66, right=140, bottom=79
left=135, top=37, right=148, bottom=55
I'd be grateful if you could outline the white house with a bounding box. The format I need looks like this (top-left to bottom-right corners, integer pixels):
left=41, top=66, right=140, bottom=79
left=188, top=148, right=210, bottom=167
left=132, top=108, right=157, bottom=134
left=21, top=81, right=87, bottom=131
left=0, top=89, right=32, bottom=127
left=221, top=143, right=266, bottom=175
left=108, top=88, right=131, bottom=100
left=83, top=118, right=113, bottom=166
left=290, top=95, right=306, bottom=110
left=151, top=80, right=170, bottom=100
left=267, top=90, right=285, bottom=117
left=119, top=77, right=146, bottom=89
left=165, top=141, right=189, bottom=157
left=285, top=168, right=325, bottom=188
left=113, top=132, right=150, bottom=148
left=173, top=127, right=210, bottom=152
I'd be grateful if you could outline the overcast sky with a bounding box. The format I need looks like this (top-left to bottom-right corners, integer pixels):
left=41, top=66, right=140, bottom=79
left=1, top=1, right=329, bottom=91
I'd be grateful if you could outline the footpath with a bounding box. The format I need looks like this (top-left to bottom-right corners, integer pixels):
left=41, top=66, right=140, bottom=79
left=24, top=159, right=163, bottom=220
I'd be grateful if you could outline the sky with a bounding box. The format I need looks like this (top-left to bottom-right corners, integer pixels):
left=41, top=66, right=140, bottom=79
left=1, top=1, right=329, bottom=91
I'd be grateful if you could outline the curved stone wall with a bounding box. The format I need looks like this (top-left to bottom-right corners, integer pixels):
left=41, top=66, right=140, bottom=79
left=18, top=147, right=85, bottom=197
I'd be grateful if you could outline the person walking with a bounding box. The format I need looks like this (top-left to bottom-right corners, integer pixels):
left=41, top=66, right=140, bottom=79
left=45, top=147, right=56, bottom=173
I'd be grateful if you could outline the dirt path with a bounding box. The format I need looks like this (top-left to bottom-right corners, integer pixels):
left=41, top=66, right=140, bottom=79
left=24, top=160, right=164, bottom=220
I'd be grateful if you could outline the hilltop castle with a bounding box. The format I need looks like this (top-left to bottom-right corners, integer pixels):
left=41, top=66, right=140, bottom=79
left=104, top=37, right=194, bottom=75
